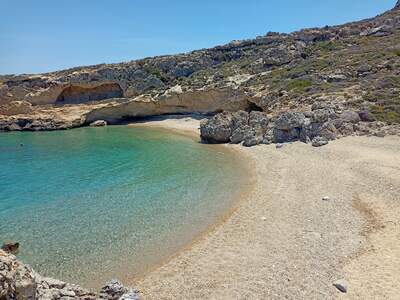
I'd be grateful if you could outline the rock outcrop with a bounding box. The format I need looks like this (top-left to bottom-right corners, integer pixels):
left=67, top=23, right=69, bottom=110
left=1, top=3, right=400, bottom=139
left=0, top=250, right=139, bottom=300
left=89, top=120, right=107, bottom=127
left=1, top=242, right=20, bottom=255
left=200, top=103, right=400, bottom=147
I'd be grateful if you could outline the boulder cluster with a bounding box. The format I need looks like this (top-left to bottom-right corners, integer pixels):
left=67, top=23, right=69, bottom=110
left=0, top=116, right=85, bottom=131
left=200, top=104, right=399, bottom=147
left=0, top=250, right=140, bottom=300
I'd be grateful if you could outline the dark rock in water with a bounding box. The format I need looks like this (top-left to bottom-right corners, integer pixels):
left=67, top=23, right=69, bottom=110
left=1, top=242, right=19, bottom=254
left=90, top=120, right=108, bottom=127
left=312, top=136, right=329, bottom=147
left=99, top=279, right=128, bottom=300
left=200, top=112, right=233, bottom=143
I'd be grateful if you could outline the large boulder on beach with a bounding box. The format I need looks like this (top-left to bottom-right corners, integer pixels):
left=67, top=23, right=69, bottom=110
left=274, top=112, right=306, bottom=131
left=231, top=110, right=249, bottom=130
left=230, top=125, right=251, bottom=144
left=200, top=112, right=233, bottom=143
left=340, top=110, right=361, bottom=124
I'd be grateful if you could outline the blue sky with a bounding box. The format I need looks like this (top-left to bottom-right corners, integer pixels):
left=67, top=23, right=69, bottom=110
left=0, top=0, right=396, bottom=75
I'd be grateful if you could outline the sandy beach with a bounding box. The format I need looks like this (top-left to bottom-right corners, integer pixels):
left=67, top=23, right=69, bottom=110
left=129, top=116, right=400, bottom=299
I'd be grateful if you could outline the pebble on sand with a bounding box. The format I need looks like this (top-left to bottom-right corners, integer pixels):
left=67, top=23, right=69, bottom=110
left=333, top=279, right=348, bottom=293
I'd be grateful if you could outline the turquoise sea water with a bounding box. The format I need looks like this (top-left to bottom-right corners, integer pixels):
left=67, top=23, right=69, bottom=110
left=0, top=126, right=245, bottom=288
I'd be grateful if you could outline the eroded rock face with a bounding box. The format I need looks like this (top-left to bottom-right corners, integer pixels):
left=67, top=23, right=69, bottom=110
left=275, top=112, right=306, bottom=131
left=200, top=110, right=270, bottom=145
left=200, top=112, right=234, bottom=143
left=85, top=88, right=250, bottom=124
left=0, top=101, right=32, bottom=116
left=200, top=105, right=400, bottom=147
left=56, top=83, right=123, bottom=105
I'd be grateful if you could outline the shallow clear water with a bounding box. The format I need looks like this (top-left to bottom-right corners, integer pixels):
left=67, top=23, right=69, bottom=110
left=0, top=126, right=244, bottom=288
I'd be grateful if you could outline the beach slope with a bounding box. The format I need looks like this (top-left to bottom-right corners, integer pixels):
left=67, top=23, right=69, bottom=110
left=135, top=120, right=400, bottom=299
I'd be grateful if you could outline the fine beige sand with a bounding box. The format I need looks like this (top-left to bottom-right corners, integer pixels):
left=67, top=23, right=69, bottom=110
left=130, top=116, right=400, bottom=299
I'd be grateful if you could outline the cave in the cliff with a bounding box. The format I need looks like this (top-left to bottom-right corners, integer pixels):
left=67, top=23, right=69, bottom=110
left=246, top=101, right=263, bottom=112
left=55, top=83, right=123, bottom=105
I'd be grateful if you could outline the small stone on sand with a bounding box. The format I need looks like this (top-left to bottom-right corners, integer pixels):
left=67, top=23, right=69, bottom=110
left=333, top=279, right=348, bottom=293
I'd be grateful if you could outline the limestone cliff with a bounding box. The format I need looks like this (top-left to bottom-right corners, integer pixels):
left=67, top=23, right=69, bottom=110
left=1, top=2, right=400, bottom=132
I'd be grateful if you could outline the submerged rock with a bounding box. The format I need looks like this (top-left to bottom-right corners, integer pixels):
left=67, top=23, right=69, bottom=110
left=1, top=242, right=19, bottom=254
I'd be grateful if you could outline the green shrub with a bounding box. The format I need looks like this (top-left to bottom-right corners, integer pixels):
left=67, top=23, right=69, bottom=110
left=391, top=49, right=400, bottom=57
left=287, top=79, right=312, bottom=91
left=370, top=103, right=400, bottom=124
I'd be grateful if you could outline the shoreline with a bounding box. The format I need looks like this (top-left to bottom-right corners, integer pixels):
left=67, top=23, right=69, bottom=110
left=124, top=116, right=258, bottom=284
left=128, top=117, right=400, bottom=299
left=127, top=115, right=204, bottom=139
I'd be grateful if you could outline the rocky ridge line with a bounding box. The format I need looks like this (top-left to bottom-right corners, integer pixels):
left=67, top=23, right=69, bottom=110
left=1, top=2, right=400, bottom=133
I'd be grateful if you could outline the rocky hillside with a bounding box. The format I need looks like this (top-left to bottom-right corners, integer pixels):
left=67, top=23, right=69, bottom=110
left=1, top=2, right=400, bottom=145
